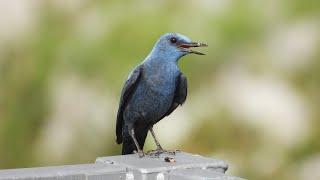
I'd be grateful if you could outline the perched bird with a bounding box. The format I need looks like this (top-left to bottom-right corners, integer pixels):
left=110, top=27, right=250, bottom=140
left=116, top=33, right=207, bottom=156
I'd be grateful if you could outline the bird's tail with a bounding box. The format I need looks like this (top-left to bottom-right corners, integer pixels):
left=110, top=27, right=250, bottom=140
left=122, top=129, right=148, bottom=155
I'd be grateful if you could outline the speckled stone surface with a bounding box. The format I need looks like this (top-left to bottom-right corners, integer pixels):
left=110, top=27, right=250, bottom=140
left=96, top=152, right=228, bottom=174
left=0, top=152, right=244, bottom=180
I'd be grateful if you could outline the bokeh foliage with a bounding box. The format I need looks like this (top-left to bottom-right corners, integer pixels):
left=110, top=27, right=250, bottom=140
left=0, top=0, right=319, bottom=179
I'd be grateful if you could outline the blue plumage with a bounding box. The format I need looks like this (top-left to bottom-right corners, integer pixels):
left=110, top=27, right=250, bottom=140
left=116, top=33, right=207, bottom=156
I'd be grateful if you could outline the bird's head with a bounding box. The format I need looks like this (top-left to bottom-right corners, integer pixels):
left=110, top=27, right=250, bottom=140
left=151, top=33, right=207, bottom=60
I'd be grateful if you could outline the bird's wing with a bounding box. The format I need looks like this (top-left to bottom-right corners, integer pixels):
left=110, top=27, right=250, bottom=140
left=162, top=73, right=188, bottom=118
left=116, top=65, right=143, bottom=144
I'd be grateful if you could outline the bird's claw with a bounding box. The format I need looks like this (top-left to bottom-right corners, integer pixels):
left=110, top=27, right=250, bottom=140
left=133, top=150, right=145, bottom=158
left=146, top=149, right=162, bottom=157
left=164, top=149, right=180, bottom=155
left=146, top=148, right=180, bottom=157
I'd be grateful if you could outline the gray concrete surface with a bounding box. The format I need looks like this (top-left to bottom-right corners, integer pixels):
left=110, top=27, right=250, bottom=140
left=0, top=152, right=244, bottom=180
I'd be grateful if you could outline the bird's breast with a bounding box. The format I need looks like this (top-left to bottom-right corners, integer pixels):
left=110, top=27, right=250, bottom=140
left=130, top=70, right=177, bottom=120
left=146, top=72, right=177, bottom=95
left=127, top=63, right=180, bottom=123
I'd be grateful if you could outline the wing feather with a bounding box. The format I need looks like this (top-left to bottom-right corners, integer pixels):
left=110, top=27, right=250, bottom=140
left=159, top=73, right=187, bottom=120
left=116, top=65, right=143, bottom=144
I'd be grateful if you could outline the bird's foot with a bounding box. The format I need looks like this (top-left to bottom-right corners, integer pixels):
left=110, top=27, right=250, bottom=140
left=146, top=148, right=180, bottom=157
left=133, top=150, right=145, bottom=158
left=162, top=149, right=180, bottom=155
left=146, top=149, right=162, bottom=157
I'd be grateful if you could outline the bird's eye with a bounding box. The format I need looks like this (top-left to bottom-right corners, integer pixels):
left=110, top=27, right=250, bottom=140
left=170, top=37, right=177, bottom=43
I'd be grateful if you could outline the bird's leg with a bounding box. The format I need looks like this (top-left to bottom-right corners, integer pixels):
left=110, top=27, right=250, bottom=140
left=146, top=127, right=179, bottom=157
left=150, top=126, right=164, bottom=150
left=130, top=128, right=144, bottom=157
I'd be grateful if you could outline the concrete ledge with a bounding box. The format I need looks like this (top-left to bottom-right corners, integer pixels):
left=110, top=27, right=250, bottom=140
left=96, top=152, right=228, bottom=173
left=0, top=152, right=244, bottom=180
left=169, top=169, right=241, bottom=180
left=0, top=164, right=126, bottom=180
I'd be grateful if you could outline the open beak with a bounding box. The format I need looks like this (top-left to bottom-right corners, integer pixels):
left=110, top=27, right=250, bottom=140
left=178, top=42, right=208, bottom=55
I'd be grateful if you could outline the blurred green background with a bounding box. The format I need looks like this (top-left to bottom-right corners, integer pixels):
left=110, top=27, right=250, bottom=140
left=0, top=0, right=319, bottom=179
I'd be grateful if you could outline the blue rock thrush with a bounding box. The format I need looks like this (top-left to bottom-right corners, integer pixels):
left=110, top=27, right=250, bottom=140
left=116, top=33, right=207, bottom=156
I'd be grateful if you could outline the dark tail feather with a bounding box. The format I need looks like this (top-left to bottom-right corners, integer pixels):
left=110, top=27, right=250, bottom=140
left=122, top=129, right=148, bottom=155
left=122, top=137, right=136, bottom=155
left=116, top=134, right=123, bottom=144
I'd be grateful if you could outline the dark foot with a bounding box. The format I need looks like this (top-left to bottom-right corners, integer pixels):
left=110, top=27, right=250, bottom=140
left=133, top=150, right=145, bottom=158
left=146, top=149, right=162, bottom=157
left=163, top=149, right=180, bottom=155
left=146, top=149, right=180, bottom=157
